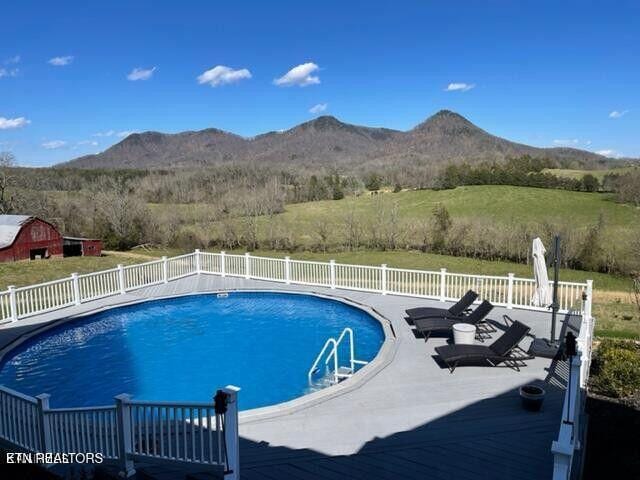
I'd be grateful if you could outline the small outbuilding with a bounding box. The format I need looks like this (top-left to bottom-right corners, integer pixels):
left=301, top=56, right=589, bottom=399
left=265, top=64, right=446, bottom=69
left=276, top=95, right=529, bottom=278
left=63, top=236, right=102, bottom=257
left=0, top=215, right=63, bottom=262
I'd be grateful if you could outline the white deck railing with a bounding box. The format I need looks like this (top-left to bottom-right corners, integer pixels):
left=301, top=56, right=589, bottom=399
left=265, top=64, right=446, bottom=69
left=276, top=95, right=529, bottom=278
left=551, top=295, right=595, bottom=480
left=0, top=385, right=240, bottom=479
left=0, top=250, right=593, bottom=324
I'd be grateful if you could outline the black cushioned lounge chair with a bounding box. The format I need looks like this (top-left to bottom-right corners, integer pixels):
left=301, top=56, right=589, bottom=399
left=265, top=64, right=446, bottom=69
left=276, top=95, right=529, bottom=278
left=413, top=300, right=495, bottom=341
left=434, top=319, right=534, bottom=373
left=405, top=290, right=478, bottom=322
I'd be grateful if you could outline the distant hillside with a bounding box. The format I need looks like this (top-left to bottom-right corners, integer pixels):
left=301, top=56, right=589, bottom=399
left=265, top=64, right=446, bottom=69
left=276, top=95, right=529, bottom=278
left=61, top=110, right=608, bottom=169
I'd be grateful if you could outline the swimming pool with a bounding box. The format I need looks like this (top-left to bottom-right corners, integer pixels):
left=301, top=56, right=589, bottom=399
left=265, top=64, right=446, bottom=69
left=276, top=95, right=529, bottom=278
left=0, top=292, right=385, bottom=410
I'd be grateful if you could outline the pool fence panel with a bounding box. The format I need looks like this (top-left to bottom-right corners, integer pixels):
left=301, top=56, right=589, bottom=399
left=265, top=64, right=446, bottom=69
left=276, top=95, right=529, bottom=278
left=197, top=251, right=591, bottom=315
left=0, top=384, right=240, bottom=479
left=0, top=385, right=42, bottom=452
left=0, top=250, right=592, bottom=324
left=78, top=267, right=121, bottom=302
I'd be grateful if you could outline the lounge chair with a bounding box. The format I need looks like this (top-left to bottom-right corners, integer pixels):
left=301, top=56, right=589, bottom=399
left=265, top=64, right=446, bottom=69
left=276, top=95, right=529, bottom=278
left=434, top=319, right=534, bottom=373
left=413, top=300, right=495, bottom=341
left=405, top=290, right=478, bottom=322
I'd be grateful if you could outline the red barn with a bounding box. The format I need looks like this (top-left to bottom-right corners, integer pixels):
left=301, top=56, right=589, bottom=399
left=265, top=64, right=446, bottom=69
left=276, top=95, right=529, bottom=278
left=0, top=215, right=102, bottom=263
left=0, top=215, right=63, bottom=262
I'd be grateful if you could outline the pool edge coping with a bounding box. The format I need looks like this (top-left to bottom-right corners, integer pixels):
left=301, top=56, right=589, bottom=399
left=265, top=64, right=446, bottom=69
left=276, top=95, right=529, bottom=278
left=0, top=285, right=399, bottom=425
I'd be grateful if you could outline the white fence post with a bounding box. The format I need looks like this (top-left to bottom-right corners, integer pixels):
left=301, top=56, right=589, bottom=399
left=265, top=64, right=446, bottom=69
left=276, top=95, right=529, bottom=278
left=330, top=260, right=336, bottom=289
left=440, top=268, right=447, bottom=302
left=381, top=264, right=387, bottom=295
left=115, top=394, right=135, bottom=477
left=221, top=251, right=226, bottom=277
left=223, top=385, right=241, bottom=480
left=117, top=264, right=126, bottom=294
left=195, top=249, right=201, bottom=274
left=285, top=256, right=291, bottom=284
left=162, top=256, right=168, bottom=283
left=71, top=273, right=81, bottom=305
left=36, top=394, right=52, bottom=456
left=551, top=442, right=573, bottom=480
left=507, top=273, right=514, bottom=309
left=584, top=280, right=593, bottom=320
left=8, top=285, right=18, bottom=322
left=244, top=253, right=251, bottom=279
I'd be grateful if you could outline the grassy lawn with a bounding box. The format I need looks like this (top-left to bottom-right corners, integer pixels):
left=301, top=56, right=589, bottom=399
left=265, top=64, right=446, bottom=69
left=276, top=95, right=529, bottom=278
left=0, top=252, right=152, bottom=290
left=259, top=185, right=640, bottom=246
left=544, top=166, right=639, bottom=181
left=148, top=186, right=640, bottom=248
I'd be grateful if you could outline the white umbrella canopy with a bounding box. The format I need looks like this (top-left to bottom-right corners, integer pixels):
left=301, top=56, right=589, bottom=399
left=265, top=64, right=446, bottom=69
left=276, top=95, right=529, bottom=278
left=531, top=237, right=553, bottom=307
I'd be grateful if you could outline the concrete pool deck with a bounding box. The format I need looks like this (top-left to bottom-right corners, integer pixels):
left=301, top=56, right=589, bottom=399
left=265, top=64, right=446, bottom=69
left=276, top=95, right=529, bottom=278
left=0, top=274, right=578, bottom=479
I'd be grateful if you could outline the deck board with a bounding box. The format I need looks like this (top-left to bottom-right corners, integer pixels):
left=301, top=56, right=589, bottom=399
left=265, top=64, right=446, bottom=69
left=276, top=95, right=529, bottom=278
left=0, top=273, right=579, bottom=479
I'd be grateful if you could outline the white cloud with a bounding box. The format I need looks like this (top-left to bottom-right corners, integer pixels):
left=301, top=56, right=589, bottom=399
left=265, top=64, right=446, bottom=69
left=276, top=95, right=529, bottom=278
left=197, top=65, right=252, bottom=87
left=0, top=68, right=19, bottom=78
left=0, top=116, right=30, bottom=129
left=77, top=140, right=98, bottom=146
left=42, top=140, right=67, bottom=149
left=553, top=139, right=579, bottom=146
left=4, top=55, right=20, bottom=64
left=609, top=110, right=629, bottom=118
left=91, top=129, right=135, bottom=138
left=127, top=67, right=156, bottom=81
left=596, top=149, right=623, bottom=158
left=92, top=130, right=116, bottom=137
left=445, top=82, right=475, bottom=92
left=309, top=103, right=328, bottom=114
left=274, top=62, right=320, bottom=87
left=48, top=55, right=74, bottom=66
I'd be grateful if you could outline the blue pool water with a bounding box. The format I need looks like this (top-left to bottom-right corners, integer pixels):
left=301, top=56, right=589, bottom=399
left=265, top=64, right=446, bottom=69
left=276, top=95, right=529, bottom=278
left=0, top=292, right=384, bottom=409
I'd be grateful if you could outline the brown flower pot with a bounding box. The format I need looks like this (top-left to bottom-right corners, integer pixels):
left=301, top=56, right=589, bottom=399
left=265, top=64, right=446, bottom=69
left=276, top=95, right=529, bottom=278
left=520, top=385, right=546, bottom=412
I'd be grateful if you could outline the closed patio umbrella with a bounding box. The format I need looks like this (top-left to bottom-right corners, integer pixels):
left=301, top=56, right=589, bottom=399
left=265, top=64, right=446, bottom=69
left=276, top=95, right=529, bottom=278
left=531, top=237, right=552, bottom=307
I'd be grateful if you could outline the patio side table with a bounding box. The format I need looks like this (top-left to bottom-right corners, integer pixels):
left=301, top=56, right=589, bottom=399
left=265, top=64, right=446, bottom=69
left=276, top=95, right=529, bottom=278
left=452, top=323, right=476, bottom=344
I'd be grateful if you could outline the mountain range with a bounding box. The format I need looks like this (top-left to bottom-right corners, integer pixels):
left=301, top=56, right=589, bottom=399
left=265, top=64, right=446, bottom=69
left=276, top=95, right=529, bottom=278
left=61, top=110, right=608, bottom=170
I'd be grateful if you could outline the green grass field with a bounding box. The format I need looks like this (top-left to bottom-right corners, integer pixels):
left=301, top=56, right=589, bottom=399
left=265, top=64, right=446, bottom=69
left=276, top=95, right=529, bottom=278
left=255, top=185, right=640, bottom=246
left=0, top=252, right=150, bottom=291
left=544, top=166, right=639, bottom=181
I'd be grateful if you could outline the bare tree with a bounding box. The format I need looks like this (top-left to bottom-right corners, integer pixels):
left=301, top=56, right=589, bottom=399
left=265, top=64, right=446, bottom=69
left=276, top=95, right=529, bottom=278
left=313, top=217, right=331, bottom=252
left=94, top=180, right=151, bottom=249
left=343, top=203, right=362, bottom=251
left=0, top=151, right=17, bottom=214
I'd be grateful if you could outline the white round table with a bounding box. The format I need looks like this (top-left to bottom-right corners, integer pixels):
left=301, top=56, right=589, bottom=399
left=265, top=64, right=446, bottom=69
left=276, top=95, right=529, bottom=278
left=452, top=323, right=476, bottom=344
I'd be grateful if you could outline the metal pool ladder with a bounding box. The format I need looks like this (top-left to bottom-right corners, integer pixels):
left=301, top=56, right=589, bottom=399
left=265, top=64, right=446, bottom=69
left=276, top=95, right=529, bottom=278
left=308, top=327, right=369, bottom=385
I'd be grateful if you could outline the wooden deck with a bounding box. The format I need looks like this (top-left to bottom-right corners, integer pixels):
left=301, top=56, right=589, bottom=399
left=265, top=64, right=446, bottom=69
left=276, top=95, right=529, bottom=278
left=0, top=274, right=578, bottom=479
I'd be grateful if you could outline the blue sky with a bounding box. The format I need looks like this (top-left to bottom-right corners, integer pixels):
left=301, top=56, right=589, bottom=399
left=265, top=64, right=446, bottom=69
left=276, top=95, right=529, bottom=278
left=1, top=0, right=638, bottom=166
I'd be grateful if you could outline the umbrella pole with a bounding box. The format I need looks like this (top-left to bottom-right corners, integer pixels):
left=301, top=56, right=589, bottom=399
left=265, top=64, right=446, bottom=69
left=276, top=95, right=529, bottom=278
left=529, top=234, right=562, bottom=359
left=550, top=234, right=560, bottom=344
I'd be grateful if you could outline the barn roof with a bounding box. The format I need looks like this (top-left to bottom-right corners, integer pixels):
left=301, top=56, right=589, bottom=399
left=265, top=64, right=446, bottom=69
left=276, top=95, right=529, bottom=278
left=0, top=215, right=34, bottom=249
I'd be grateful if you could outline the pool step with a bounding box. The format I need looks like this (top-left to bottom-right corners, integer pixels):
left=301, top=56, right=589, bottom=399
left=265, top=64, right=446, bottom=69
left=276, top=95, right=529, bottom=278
left=336, top=366, right=354, bottom=379
left=308, top=366, right=354, bottom=392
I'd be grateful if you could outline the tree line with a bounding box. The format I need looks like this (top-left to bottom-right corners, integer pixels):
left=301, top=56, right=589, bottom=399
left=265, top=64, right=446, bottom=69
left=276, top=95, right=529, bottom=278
left=1, top=150, right=639, bottom=276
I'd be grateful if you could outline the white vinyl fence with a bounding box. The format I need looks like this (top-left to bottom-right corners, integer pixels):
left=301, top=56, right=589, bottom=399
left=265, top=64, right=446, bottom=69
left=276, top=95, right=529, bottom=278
left=0, top=250, right=593, bottom=324
left=0, top=385, right=240, bottom=479
left=200, top=251, right=592, bottom=316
